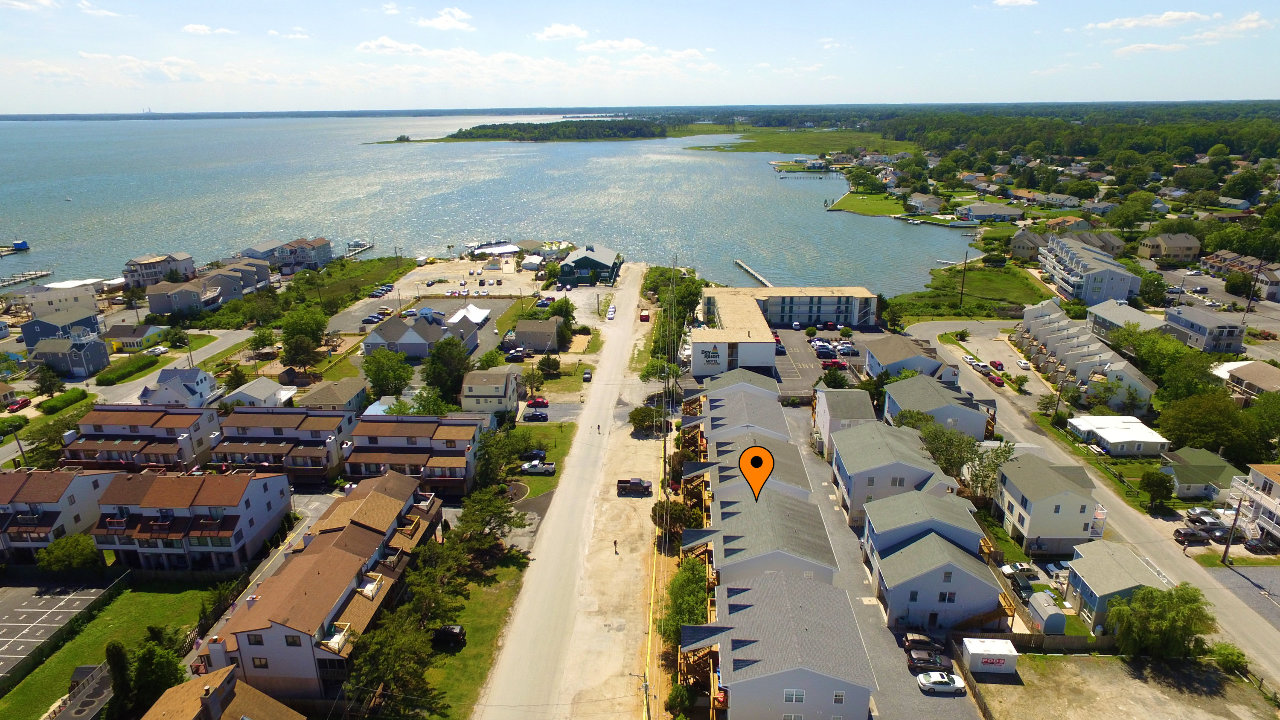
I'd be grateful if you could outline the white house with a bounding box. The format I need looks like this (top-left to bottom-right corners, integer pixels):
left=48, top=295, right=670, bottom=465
left=138, top=368, right=221, bottom=408
left=830, top=423, right=956, bottom=527
left=1067, top=416, right=1168, bottom=457
left=1159, top=448, right=1242, bottom=500
left=997, top=455, right=1106, bottom=556
left=812, top=385, right=876, bottom=460
left=222, top=377, right=297, bottom=408
left=679, top=571, right=876, bottom=720
left=460, top=367, right=520, bottom=415
left=875, top=532, right=1005, bottom=631
left=0, top=468, right=113, bottom=564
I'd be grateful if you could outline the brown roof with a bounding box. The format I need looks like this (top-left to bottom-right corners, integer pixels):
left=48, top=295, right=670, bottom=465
left=312, top=501, right=358, bottom=534
left=221, top=412, right=304, bottom=430
left=0, top=382, right=14, bottom=394
left=352, top=419, right=438, bottom=438
left=139, top=442, right=181, bottom=456
left=0, top=471, right=31, bottom=504
left=140, top=475, right=202, bottom=509
left=141, top=665, right=305, bottom=720
left=66, top=438, right=148, bottom=453
left=346, top=450, right=433, bottom=465
left=348, top=492, right=404, bottom=535
left=13, top=471, right=78, bottom=503
left=192, top=475, right=253, bottom=508
left=287, top=445, right=330, bottom=458
left=99, top=473, right=159, bottom=506
left=222, top=547, right=366, bottom=636
left=433, top=424, right=478, bottom=441
left=152, top=413, right=204, bottom=429
left=81, top=409, right=166, bottom=427
left=356, top=470, right=419, bottom=500
left=297, top=415, right=344, bottom=431
left=1230, top=362, right=1280, bottom=393
left=427, top=455, right=468, bottom=468
left=1250, top=465, right=1280, bottom=484
left=326, top=523, right=386, bottom=560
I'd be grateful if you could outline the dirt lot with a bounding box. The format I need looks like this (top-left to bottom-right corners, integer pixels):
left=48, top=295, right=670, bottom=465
left=978, top=654, right=1276, bottom=720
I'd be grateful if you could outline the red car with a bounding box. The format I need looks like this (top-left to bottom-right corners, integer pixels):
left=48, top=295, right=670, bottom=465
left=527, top=397, right=549, bottom=408
left=988, top=374, right=1005, bottom=387
left=7, top=397, right=31, bottom=412
left=989, top=360, right=1004, bottom=371
left=821, top=359, right=848, bottom=370
left=824, top=321, right=837, bottom=331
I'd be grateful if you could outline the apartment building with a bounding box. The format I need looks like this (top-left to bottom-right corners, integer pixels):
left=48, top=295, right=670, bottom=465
left=124, top=252, right=196, bottom=288
left=830, top=423, right=956, bottom=527
left=1164, top=306, right=1244, bottom=354
left=1137, top=233, right=1201, bottom=262
left=1039, top=235, right=1141, bottom=306
left=0, top=468, right=113, bottom=563
left=343, top=415, right=483, bottom=497
left=61, top=405, right=221, bottom=472
left=91, top=470, right=290, bottom=571
left=211, top=407, right=356, bottom=486
left=460, top=367, right=520, bottom=414
left=883, top=375, right=995, bottom=440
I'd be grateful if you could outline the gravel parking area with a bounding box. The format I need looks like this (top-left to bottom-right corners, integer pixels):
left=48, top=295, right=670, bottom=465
left=0, top=584, right=107, bottom=677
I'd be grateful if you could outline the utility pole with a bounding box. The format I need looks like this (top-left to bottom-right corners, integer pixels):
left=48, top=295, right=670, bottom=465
left=1242, top=263, right=1264, bottom=328
left=14, top=432, right=28, bottom=467
left=1222, top=493, right=1246, bottom=565
left=958, top=250, right=970, bottom=308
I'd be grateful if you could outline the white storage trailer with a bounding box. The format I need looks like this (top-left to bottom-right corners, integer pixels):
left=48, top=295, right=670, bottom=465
left=961, top=637, right=1018, bottom=674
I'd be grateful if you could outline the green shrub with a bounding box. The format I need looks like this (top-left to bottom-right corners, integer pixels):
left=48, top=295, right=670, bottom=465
left=0, top=415, right=29, bottom=437
left=665, top=684, right=693, bottom=715
left=37, top=388, right=88, bottom=415
left=840, top=326, right=853, bottom=338
left=804, top=326, right=818, bottom=337
left=1212, top=642, right=1249, bottom=675
left=96, top=355, right=159, bottom=386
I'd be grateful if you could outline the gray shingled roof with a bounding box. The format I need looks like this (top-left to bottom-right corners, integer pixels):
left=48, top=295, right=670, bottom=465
left=864, top=335, right=931, bottom=367
left=1000, top=454, right=1092, bottom=502
left=819, top=388, right=875, bottom=421
left=1069, top=540, right=1163, bottom=597
left=704, top=387, right=788, bottom=439
left=877, top=532, right=998, bottom=590
left=1088, top=300, right=1166, bottom=333
left=680, top=571, right=876, bottom=690
left=885, top=374, right=977, bottom=414
left=703, top=368, right=779, bottom=395
left=708, top=431, right=811, bottom=494
left=297, top=377, right=367, bottom=407
left=695, top=494, right=836, bottom=571
left=863, top=492, right=979, bottom=536
left=830, top=423, right=942, bottom=479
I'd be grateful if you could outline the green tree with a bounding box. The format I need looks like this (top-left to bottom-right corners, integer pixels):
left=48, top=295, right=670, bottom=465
left=103, top=641, right=133, bottom=720
left=546, top=297, right=576, bottom=327
left=537, top=355, right=561, bottom=377
left=402, top=540, right=470, bottom=627
left=248, top=326, right=275, bottom=352
left=817, top=368, right=850, bottom=389
left=1108, top=202, right=1146, bottom=236
left=892, top=409, right=936, bottom=430
left=345, top=606, right=446, bottom=717
left=280, top=335, right=321, bottom=368
left=1157, top=352, right=1219, bottom=403
left=1086, top=377, right=1122, bottom=409
left=224, top=364, right=249, bottom=391
left=1246, top=391, right=1280, bottom=442
left=1211, top=642, right=1249, bottom=675
left=363, top=348, right=414, bottom=398
left=405, top=386, right=459, bottom=416
left=1106, top=583, right=1216, bottom=658
left=1159, top=392, right=1267, bottom=466
left=953, top=328, right=970, bottom=341
left=453, top=486, right=528, bottom=560
left=129, top=641, right=185, bottom=712
left=639, top=358, right=680, bottom=383
left=34, top=363, right=65, bottom=397
left=919, top=422, right=979, bottom=478
left=475, top=348, right=504, bottom=370
left=163, top=268, right=184, bottom=283
left=1036, top=393, right=1059, bottom=416
left=160, top=326, right=189, bottom=348
left=1139, top=272, right=1168, bottom=306
left=1139, top=469, right=1174, bottom=511
left=657, top=556, right=707, bottom=645
left=1008, top=374, right=1029, bottom=393
left=1221, top=169, right=1261, bottom=200
left=35, top=534, right=101, bottom=574
left=1224, top=271, right=1257, bottom=298
left=1207, top=143, right=1230, bottom=157
left=280, top=306, right=327, bottom=346
left=421, top=336, right=474, bottom=403
left=651, top=501, right=703, bottom=543
left=522, top=367, right=545, bottom=392
left=968, top=441, right=1016, bottom=500
left=629, top=405, right=666, bottom=435
left=122, top=285, right=146, bottom=309
left=804, top=326, right=818, bottom=337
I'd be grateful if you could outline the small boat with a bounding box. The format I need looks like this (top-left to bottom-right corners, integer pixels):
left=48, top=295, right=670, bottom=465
left=64, top=197, right=71, bottom=202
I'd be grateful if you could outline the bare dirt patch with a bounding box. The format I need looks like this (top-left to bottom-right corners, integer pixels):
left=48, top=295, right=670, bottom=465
left=977, top=654, right=1276, bottom=720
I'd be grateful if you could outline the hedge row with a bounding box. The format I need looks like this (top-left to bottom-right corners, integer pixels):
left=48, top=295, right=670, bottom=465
left=37, top=388, right=88, bottom=415
left=95, top=354, right=158, bottom=386
left=0, top=415, right=29, bottom=437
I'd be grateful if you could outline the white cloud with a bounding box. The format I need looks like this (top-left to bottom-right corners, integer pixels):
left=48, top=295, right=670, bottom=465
left=535, top=23, right=587, bottom=41
left=576, top=38, right=651, bottom=52
left=818, top=37, right=842, bottom=49
left=993, top=0, right=1037, bottom=7
left=77, top=0, right=117, bottom=16
left=1184, top=11, right=1273, bottom=42
left=1087, top=11, right=1214, bottom=30
left=76, top=50, right=207, bottom=84
left=382, top=2, right=400, bottom=14
left=1114, top=42, right=1186, bottom=56
left=0, top=0, right=58, bottom=10
left=414, top=7, right=473, bottom=31
left=183, top=24, right=235, bottom=35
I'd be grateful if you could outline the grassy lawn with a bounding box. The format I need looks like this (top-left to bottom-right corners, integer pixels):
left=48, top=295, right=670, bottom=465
left=541, top=361, right=594, bottom=394
left=17, top=393, right=97, bottom=443
left=890, top=264, right=1052, bottom=318
left=424, top=560, right=526, bottom=720
left=495, top=296, right=536, bottom=335
left=186, top=333, right=217, bottom=352
left=977, top=510, right=1029, bottom=563
left=1063, top=613, right=1092, bottom=636
left=112, top=354, right=176, bottom=384
left=0, top=582, right=210, bottom=720
left=584, top=328, right=603, bottom=354
left=512, top=422, right=576, bottom=498
left=671, top=125, right=916, bottom=155
left=320, top=353, right=360, bottom=380
left=829, top=192, right=903, bottom=216
left=1194, top=551, right=1280, bottom=568
left=197, top=339, right=249, bottom=374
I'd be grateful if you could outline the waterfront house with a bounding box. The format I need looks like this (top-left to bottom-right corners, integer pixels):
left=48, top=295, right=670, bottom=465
left=1064, top=540, right=1164, bottom=630
left=213, top=407, right=354, bottom=486
left=830, top=423, right=956, bottom=527
left=1062, top=231, right=1125, bottom=257
left=102, top=324, right=166, bottom=353
left=883, top=375, right=994, bottom=440
left=343, top=415, right=483, bottom=497
left=124, top=252, right=196, bottom=289
left=21, top=307, right=102, bottom=351
left=1039, top=235, right=1140, bottom=305
left=139, top=368, right=221, bottom=408
left=558, top=245, right=622, bottom=286
left=863, top=335, right=958, bottom=382
left=1164, top=306, right=1244, bottom=354
left=222, top=377, right=297, bottom=408
left=0, top=468, right=113, bottom=564
left=295, top=378, right=369, bottom=413
left=1009, top=229, right=1048, bottom=260
left=1159, top=447, right=1241, bottom=500
left=996, top=454, right=1106, bottom=556
left=957, top=202, right=1023, bottom=222
left=31, top=332, right=110, bottom=378
left=513, top=318, right=564, bottom=354
left=812, top=385, right=875, bottom=460
left=91, top=469, right=290, bottom=572
left=460, top=367, right=520, bottom=415
left=62, top=405, right=221, bottom=472
left=241, top=239, right=291, bottom=264
left=277, top=237, right=333, bottom=273
left=16, top=285, right=99, bottom=320
left=147, top=275, right=243, bottom=315
left=139, top=665, right=304, bottom=720
left=1138, top=233, right=1201, bottom=262
left=907, top=192, right=944, bottom=214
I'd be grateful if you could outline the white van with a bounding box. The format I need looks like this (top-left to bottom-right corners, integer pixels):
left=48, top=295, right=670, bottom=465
left=416, top=256, right=429, bottom=266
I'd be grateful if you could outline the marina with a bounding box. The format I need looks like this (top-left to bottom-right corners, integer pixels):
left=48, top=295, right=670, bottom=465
left=0, top=270, right=52, bottom=288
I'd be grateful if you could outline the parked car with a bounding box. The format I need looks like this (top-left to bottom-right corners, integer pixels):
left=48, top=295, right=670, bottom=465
left=903, top=633, right=945, bottom=653
left=775, top=344, right=787, bottom=356
left=1166, top=286, right=1183, bottom=294
left=1186, top=269, right=1203, bottom=276
left=973, top=362, right=991, bottom=373
left=527, top=397, right=549, bottom=408
left=7, top=397, right=31, bottom=412
left=361, top=315, right=381, bottom=324
left=1245, top=536, right=1280, bottom=554
left=1174, top=527, right=1211, bottom=545
left=583, top=369, right=592, bottom=382
left=506, top=352, right=526, bottom=362
left=518, top=449, right=547, bottom=462
left=825, top=321, right=837, bottom=331
left=999, top=562, right=1036, bottom=578
left=1017, top=359, right=1031, bottom=370
left=917, top=672, right=966, bottom=695
left=432, top=625, right=467, bottom=648
left=989, top=360, right=1004, bottom=371
left=1045, top=561, right=1072, bottom=575
left=962, top=356, right=977, bottom=365
left=616, top=478, right=653, bottom=497
left=1010, top=573, right=1034, bottom=601
left=821, top=359, right=848, bottom=370
left=988, top=374, right=1005, bottom=387
left=147, top=346, right=169, bottom=356
left=1192, top=286, right=1209, bottom=294
left=1186, top=507, right=1217, bottom=520
left=520, top=460, right=556, bottom=475
left=907, top=650, right=954, bottom=674
left=792, top=322, right=801, bottom=330
left=1209, top=526, right=1248, bottom=544
left=522, top=410, right=549, bottom=422
left=815, top=348, right=836, bottom=360
left=1186, top=515, right=1225, bottom=530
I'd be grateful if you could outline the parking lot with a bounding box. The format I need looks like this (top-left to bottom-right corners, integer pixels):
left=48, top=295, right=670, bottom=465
left=774, top=328, right=881, bottom=394
left=0, top=583, right=107, bottom=677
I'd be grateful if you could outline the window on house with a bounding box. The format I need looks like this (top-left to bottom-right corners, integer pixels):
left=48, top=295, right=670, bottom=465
left=1080, top=505, right=1087, bottom=513
left=249, top=518, right=255, bottom=528
left=783, top=689, right=804, bottom=703
left=408, top=437, right=417, bottom=445
left=782, top=715, right=803, bottom=720
left=92, top=478, right=100, bottom=490
left=864, top=495, right=873, bottom=505
left=909, top=591, right=918, bottom=602
left=68, top=494, right=76, bottom=506
left=1083, top=523, right=1090, bottom=532
left=446, top=440, right=457, bottom=449
left=247, top=634, right=264, bottom=645
left=1006, top=500, right=1014, bottom=513
left=266, top=501, right=272, bottom=512
left=939, top=592, right=956, bottom=603
left=244, top=499, right=251, bottom=509
left=943, top=572, right=952, bottom=583
left=368, top=437, right=378, bottom=445
left=833, top=692, right=845, bottom=705
left=73, top=513, right=81, bottom=524
left=273, top=427, right=283, bottom=436
left=1054, top=505, right=1061, bottom=514
left=866, top=476, right=874, bottom=487
left=1017, top=513, right=1026, bottom=527
left=252, top=657, right=269, bottom=669
left=285, top=635, right=302, bottom=647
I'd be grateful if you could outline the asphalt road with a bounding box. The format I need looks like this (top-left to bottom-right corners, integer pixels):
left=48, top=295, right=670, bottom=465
left=909, top=320, right=1280, bottom=687
left=475, top=265, right=643, bottom=720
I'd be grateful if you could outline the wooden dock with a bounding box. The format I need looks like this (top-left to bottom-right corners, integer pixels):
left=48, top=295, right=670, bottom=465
left=344, top=244, right=375, bottom=259
left=0, top=270, right=51, bottom=289
left=733, top=259, right=773, bottom=287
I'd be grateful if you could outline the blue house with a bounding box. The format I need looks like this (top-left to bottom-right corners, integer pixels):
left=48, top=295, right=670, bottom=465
left=20, top=308, right=101, bottom=352
left=558, top=245, right=622, bottom=287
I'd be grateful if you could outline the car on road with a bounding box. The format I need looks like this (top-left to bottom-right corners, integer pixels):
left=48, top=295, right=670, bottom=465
left=988, top=374, right=1005, bottom=387
left=1206, top=300, right=1222, bottom=307
left=1174, top=527, right=1211, bottom=545
left=903, top=633, right=945, bottom=653
left=792, top=322, right=801, bottom=330
left=973, top=362, right=991, bottom=373
left=583, top=369, right=592, bottom=382
left=1166, top=286, right=1184, bottom=294
left=1186, top=269, right=1204, bottom=276
left=908, top=650, right=954, bottom=674
left=962, top=355, right=977, bottom=365
left=7, top=397, right=31, bottom=412
left=989, top=360, right=1004, bottom=371
left=999, top=562, right=1036, bottom=578
left=1017, top=359, right=1031, bottom=370
left=527, top=397, right=549, bottom=408
left=522, top=410, right=549, bottom=422
left=917, top=672, right=966, bottom=695
left=361, top=315, right=381, bottom=324
left=1192, top=286, right=1209, bottom=294
left=400, top=309, right=417, bottom=317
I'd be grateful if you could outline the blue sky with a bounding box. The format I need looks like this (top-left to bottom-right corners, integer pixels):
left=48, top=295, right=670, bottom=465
left=0, top=1, right=1276, bottom=113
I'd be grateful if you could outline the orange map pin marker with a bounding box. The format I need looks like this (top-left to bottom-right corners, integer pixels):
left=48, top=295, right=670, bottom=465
left=739, top=446, right=774, bottom=502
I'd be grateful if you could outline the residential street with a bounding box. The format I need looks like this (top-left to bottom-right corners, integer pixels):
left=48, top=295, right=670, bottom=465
left=475, top=264, right=650, bottom=720
left=909, top=320, right=1280, bottom=686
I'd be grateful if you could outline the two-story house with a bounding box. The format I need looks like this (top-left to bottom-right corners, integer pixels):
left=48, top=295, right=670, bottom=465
left=997, top=454, right=1107, bottom=556
left=124, top=252, right=196, bottom=288
left=862, top=335, right=958, bottom=382
left=91, top=470, right=290, bottom=571
left=31, top=332, right=111, bottom=378
left=0, top=468, right=113, bottom=563
left=222, top=377, right=297, bottom=408
left=1164, top=306, right=1244, bottom=354
left=20, top=307, right=101, bottom=352
left=1137, top=233, right=1201, bottom=262
left=1063, top=540, right=1165, bottom=630
left=830, top=423, right=956, bottom=527
left=812, top=385, right=875, bottom=460
left=460, top=367, right=520, bottom=415
left=140, top=665, right=304, bottom=720
left=343, top=415, right=483, bottom=497
left=295, top=378, right=369, bottom=413
left=197, top=471, right=443, bottom=699
left=211, top=407, right=356, bottom=487
left=139, top=368, right=221, bottom=408
left=557, top=245, right=622, bottom=287
left=61, top=405, right=221, bottom=472
left=883, top=375, right=995, bottom=440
